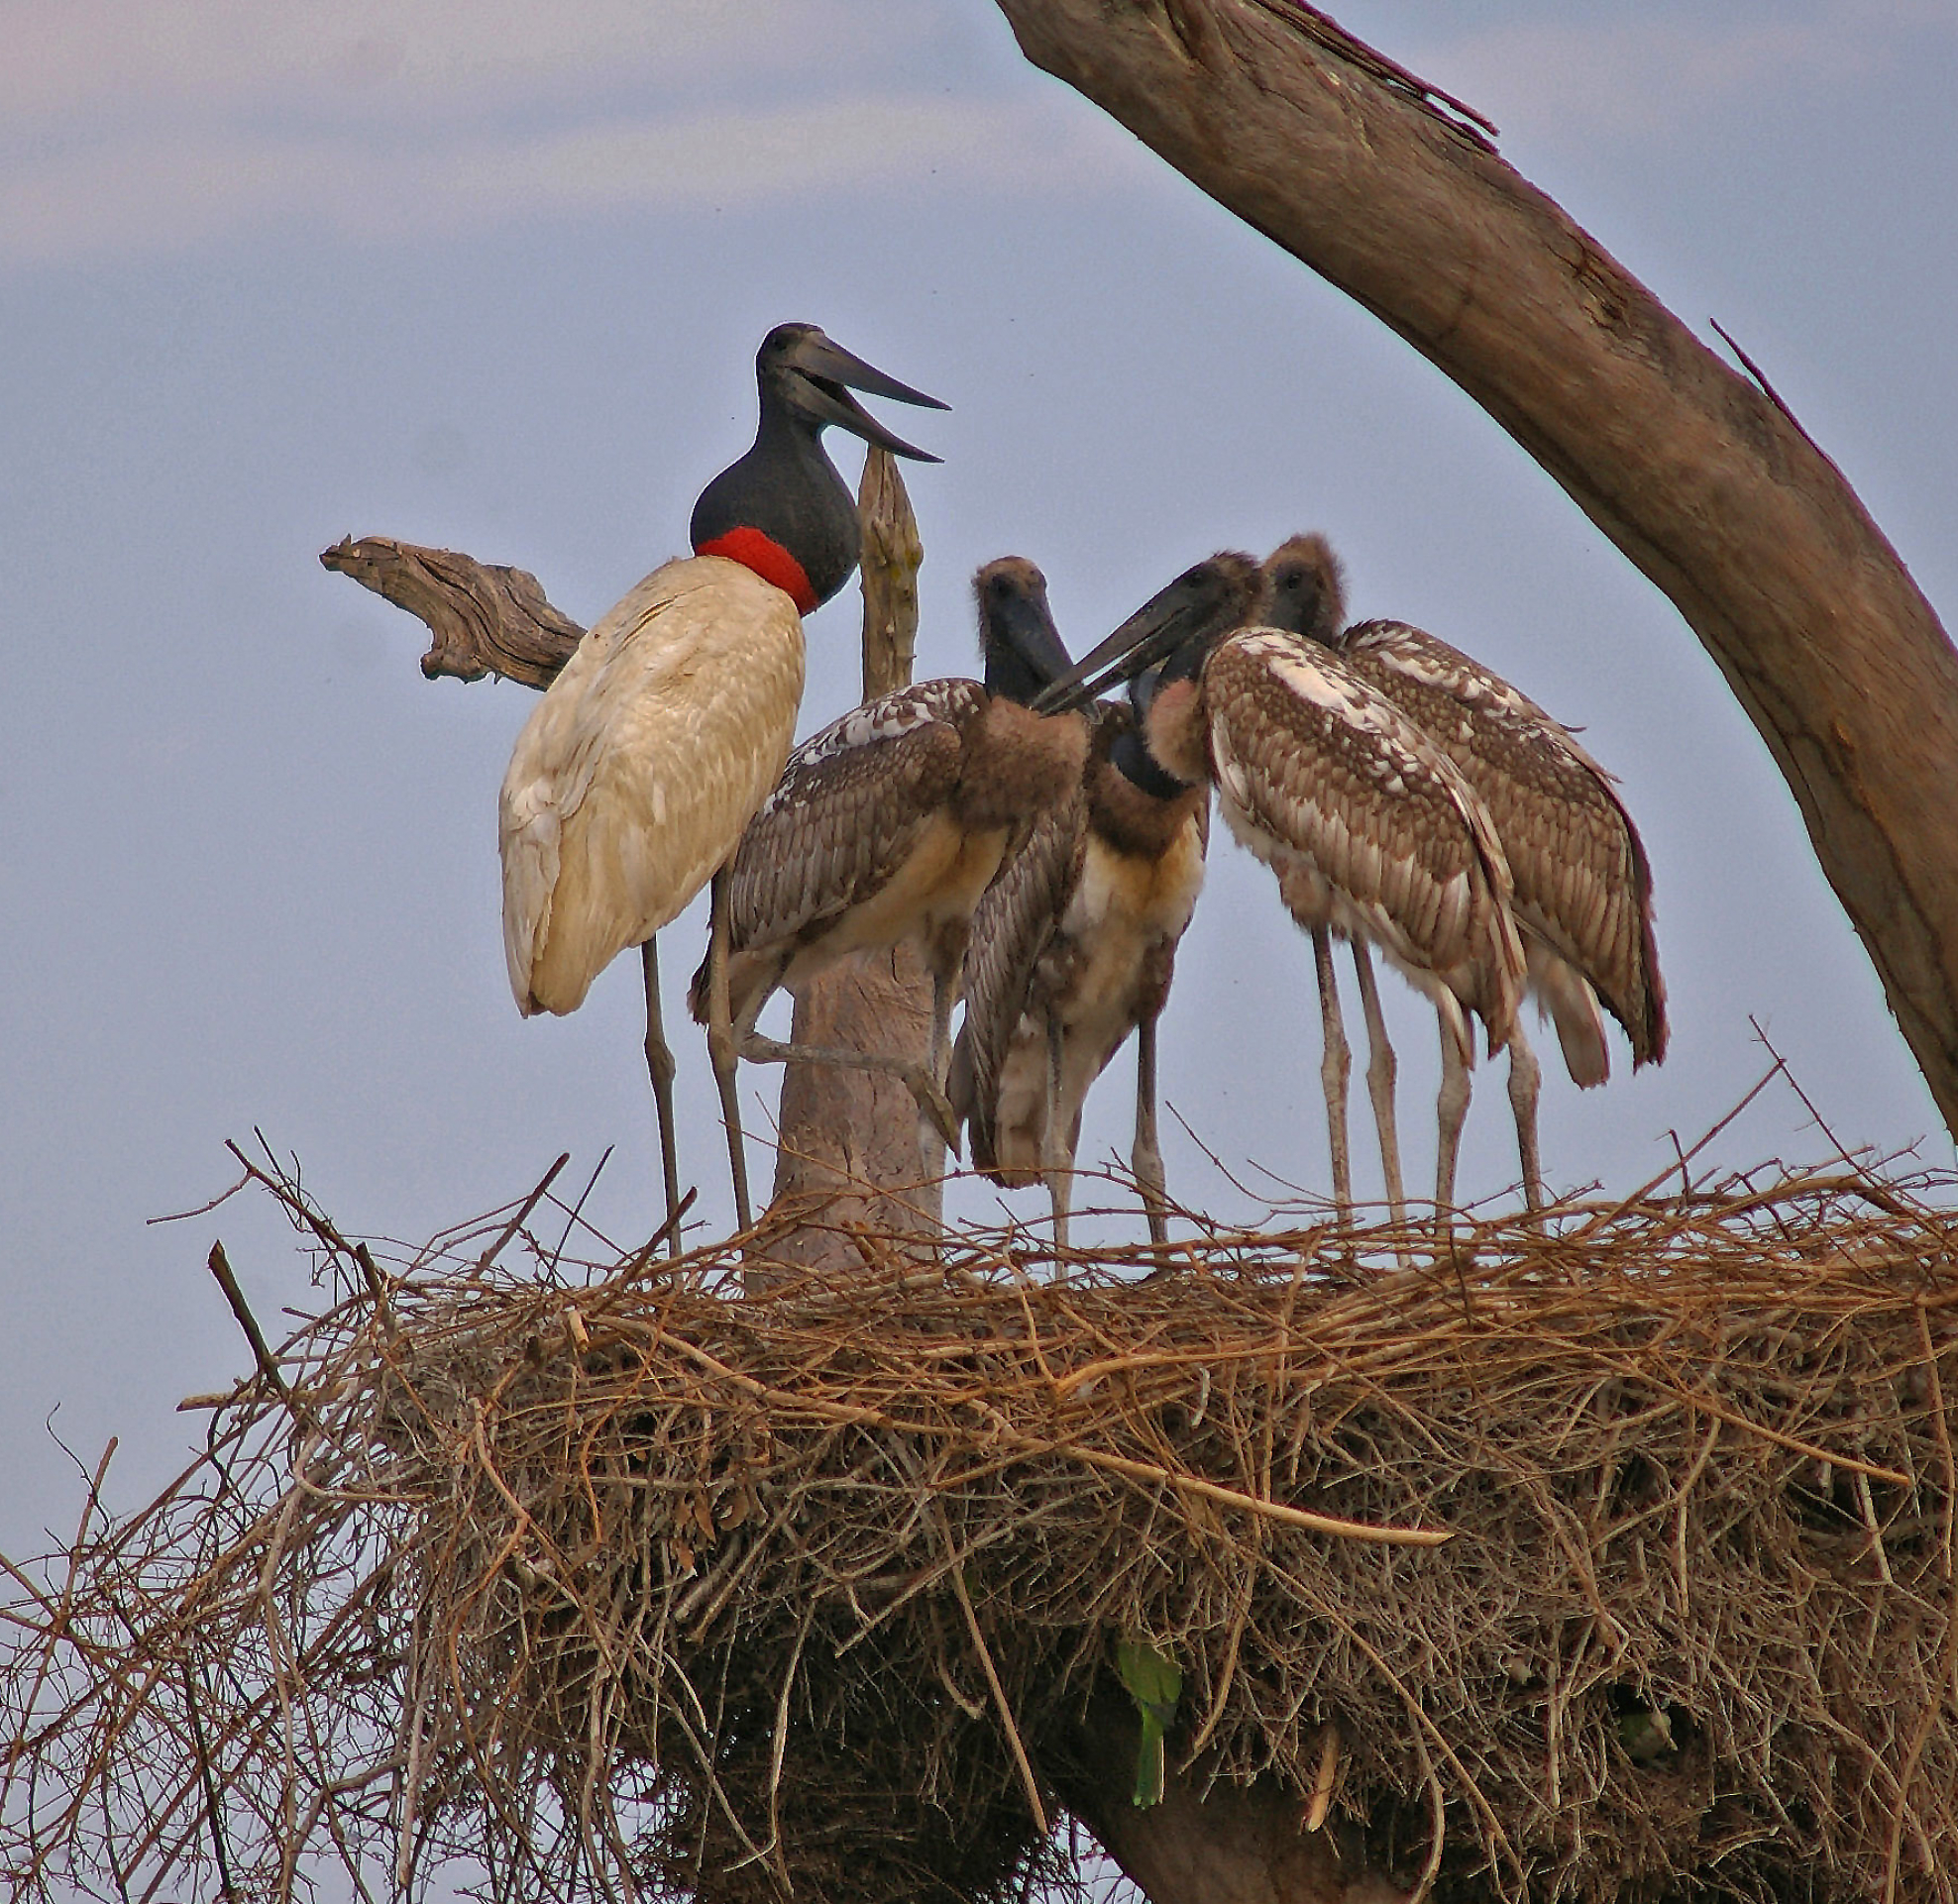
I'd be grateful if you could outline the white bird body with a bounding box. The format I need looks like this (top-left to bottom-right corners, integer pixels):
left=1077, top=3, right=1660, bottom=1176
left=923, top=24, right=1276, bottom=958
left=491, top=320, right=945, bottom=1240
left=499, top=554, right=805, bottom=1016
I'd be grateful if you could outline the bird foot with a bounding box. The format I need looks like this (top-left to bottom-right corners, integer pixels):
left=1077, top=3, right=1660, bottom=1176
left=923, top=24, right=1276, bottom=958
left=904, top=1065, right=962, bottom=1157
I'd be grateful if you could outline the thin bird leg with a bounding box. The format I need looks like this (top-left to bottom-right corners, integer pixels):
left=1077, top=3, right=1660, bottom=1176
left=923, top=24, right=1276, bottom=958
left=1039, top=1011, right=1073, bottom=1265
left=1348, top=941, right=1408, bottom=1231
left=1435, top=1011, right=1473, bottom=1222
left=705, top=869, right=754, bottom=1233
left=916, top=965, right=955, bottom=1185
left=1505, top=1015, right=1546, bottom=1216
left=736, top=1032, right=960, bottom=1152
left=1311, top=927, right=1354, bottom=1220
left=640, top=939, right=684, bottom=1258
left=1133, top=1015, right=1169, bottom=1247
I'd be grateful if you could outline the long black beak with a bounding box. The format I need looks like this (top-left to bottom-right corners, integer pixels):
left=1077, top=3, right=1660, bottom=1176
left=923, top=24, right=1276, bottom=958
left=788, top=331, right=948, bottom=463
left=1031, top=554, right=1263, bottom=713
left=993, top=586, right=1073, bottom=688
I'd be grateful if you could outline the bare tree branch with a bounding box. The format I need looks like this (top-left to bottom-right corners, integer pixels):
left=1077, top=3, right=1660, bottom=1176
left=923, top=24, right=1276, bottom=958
left=320, top=536, right=582, bottom=687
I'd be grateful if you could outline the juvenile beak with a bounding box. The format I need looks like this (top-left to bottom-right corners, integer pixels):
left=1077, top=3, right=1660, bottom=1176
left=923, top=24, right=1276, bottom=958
left=996, top=588, right=1074, bottom=687
left=1031, top=555, right=1261, bottom=713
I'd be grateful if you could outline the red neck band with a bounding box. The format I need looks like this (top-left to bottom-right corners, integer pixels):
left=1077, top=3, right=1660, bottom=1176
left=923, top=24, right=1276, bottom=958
left=693, top=527, right=817, bottom=614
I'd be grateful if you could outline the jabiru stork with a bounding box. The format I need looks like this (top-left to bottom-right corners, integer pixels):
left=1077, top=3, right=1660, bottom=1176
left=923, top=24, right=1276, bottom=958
left=498, top=323, right=945, bottom=1243
left=949, top=682, right=1210, bottom=1253
left=1262, top=533, right=1667, bottom=1213
left=684, top=557, right=1093, bottom=1183
left=1042, top=552, right=1526, bottom=1226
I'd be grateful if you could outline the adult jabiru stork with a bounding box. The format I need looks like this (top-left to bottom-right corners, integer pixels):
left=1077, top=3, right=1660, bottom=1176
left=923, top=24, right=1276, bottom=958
left=498, top=323, right=945, bottom=1242
left=1262, top=533, right=1667, bottom=1212
left=949, top=684, right=1210, bottom=1253
left=684, top=557, right=1093, bottom=1182
left=1042, top=552, right=1527, bottom=1226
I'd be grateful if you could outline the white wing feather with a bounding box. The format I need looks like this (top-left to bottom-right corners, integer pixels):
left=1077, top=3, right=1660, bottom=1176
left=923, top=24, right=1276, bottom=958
left=499, top=554, right=806, bottom=1015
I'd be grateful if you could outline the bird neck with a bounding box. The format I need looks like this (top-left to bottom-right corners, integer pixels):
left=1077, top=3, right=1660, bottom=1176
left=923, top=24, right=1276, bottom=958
left=982, top=642, right=1048, bottom=708
left=688, top=408, right=860, bottom=614
left=1137, top=671, right=1212, bottom=788
left=1110, top=722, right=1195, bottom=800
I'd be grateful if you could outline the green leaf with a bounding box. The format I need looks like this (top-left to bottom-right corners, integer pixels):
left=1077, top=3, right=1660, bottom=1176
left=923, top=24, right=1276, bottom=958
left=1116, top=1638, right=1182, bottom=1808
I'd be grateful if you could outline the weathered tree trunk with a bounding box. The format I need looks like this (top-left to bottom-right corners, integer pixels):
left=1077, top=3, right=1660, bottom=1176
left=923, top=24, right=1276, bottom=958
left=752, top=451, right=945, bottom=1277
left=991, top=0, right=1958, bottom=1144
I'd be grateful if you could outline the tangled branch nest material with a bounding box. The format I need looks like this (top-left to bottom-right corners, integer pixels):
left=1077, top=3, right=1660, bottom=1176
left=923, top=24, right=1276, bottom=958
left=4, top=1154, right=1957, bottom=1904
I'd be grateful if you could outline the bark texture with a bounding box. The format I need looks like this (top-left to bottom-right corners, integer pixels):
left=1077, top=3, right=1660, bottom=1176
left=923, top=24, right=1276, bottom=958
left=756, top=450, right=944, bottom=1274
left=321, top=536, right=583, bottom=686
left=1053, top=1685, right=1409, bottom=1904
left=991, top=0, right=1958, bottom=1140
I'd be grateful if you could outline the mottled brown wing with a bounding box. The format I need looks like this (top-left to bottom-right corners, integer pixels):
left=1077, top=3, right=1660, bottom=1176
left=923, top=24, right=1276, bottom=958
left=1206, top=631, right=1510, bottom=978
left=1344, top=621, right=1666, bottom=1062
left=952, top=782, right=1090, bottom=1174
left=724, top=679, right=983, bottom=953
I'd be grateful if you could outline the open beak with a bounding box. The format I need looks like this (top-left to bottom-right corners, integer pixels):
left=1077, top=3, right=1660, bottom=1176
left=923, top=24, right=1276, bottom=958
left=788, top=331, right=948, bottom=463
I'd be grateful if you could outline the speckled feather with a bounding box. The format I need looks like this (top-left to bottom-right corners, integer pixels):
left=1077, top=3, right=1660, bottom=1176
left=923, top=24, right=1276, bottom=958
left=727, top=680, right=985, bottom=951
left=1342, top=620, right=1666, bottom=1069
left=499, top=554, right=806, bottom=1016
left=697, top=677, right=1091, bottom=1027
left=1204, top=629, right=1524, bottom=1051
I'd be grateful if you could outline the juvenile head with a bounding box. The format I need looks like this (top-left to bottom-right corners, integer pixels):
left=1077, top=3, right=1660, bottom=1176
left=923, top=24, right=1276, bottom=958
left=973, top=558, right=1073, bottom=704
left=1260, top=533, right=1348, bottom=647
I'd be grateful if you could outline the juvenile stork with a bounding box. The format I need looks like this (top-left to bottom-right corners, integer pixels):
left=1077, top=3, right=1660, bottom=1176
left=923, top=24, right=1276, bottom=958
left=499, top=323, right=945, bottom=1238
left=686, top=558, right=1092, bottom=1176
left=949, top=685, right=1210, bottom=1252
left=1262, top=533, right=1667, bottom=1211
left=950, top=565, right=1250, bottom=1250
left=1045, top=553, right=1526, bottom=1223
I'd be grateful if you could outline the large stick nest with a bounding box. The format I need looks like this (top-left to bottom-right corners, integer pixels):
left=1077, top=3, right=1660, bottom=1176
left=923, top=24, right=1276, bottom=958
left=4, top=1161, right=1957, bottom=1904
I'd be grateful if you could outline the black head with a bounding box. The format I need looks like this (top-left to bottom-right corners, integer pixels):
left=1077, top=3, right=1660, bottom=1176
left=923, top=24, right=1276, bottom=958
left=756, top=323, right=948, bottom=463
left=973, top=558, right=1073, bottom=705
left=691, top=324, right=946, bottom=610
left=1260, top=533, right=1347, bottom=646
left=1030, top=551, right=1264, bottom=713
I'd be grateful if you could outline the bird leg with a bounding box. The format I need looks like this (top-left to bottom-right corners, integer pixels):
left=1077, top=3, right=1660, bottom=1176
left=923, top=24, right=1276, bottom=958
left=1348, top=941, right=1408, bottom=1232
left=736, top=1032, right=961, bottom=1154
left=916, top=966, right=955, bottom=1187
left=1133, top=1014, right=1169, bottom=1247
left=1506, top=1016, right=1547, bottom=1216
left=1435, top=1013, right=1473, bottom=1221
left=704, top=869, right=754, bottom=1233
left=1311, top=927, right=1355, bottom=1220
left=640, top=939, right=684, bottom=1258
left=1040, top=1011, right=1073, bottom=1266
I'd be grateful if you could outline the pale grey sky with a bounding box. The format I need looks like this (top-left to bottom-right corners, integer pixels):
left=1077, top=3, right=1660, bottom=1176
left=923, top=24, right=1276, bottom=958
left=3, top=0, right=1954, bottom=1565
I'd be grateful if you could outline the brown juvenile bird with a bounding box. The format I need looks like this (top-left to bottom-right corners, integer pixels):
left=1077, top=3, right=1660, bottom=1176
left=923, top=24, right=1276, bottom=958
left=1261, top=533, right=1666, bottom=1212
left=950, top=682, right=1210, bottom=1251
left=690, top=558, right=1095, bottom=1175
